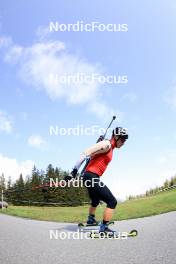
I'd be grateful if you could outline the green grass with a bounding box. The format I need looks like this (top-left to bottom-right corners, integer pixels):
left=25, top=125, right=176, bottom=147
left=115, top=188, right=176, bottom=220
left=1, top=189, right=176, bottom=222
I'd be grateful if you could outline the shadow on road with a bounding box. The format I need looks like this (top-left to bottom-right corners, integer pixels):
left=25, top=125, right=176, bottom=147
left=51, top=224, right=99, bottom=232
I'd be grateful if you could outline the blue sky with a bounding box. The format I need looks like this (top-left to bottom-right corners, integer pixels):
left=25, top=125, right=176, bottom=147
left=0, top=0, right=176, bottom=199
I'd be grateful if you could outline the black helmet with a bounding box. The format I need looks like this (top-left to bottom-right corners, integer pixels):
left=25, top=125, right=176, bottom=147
left=112, top=127, right=128, bottom=142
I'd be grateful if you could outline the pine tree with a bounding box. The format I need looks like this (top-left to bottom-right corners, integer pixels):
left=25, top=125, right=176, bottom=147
left=7, top=176, right=12, bottom=189
left=17, top=174, right=24, bottom=190
left=164, top=179, right=169, bottom=188
left=0, top=173, right=6, bottom=191
left=169, top=177, right=174, bottom=187
left=55, top=167, right=62, bottom=180
left=173, top=175, right=176, bottom=185
left=31, top=166, right=41, bottom=187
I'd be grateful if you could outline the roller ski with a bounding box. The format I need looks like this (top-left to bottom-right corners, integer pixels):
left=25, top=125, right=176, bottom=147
left=90, top=229, right=138, bottom=239
left=89, top=221, right=138, bottom=238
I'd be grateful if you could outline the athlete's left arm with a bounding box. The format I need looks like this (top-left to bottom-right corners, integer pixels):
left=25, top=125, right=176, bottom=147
left=73, top=140, right=111, bottom=171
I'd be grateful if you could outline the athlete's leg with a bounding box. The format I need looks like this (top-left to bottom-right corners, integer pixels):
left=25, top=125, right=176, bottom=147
left=91, top=178, right=117, bottom=215
left=83, top=172, right=117, bottom=223
left=82, top=172, right=100, bottom=224
left=86, top=188, right=100, bottom=224
left=99, top=185, right=117, bottom=222
left=89, top=206, right=97, bottom=215
left=91, top=178, right=117, bottom=232
left=103, top=208, right=114, bottom=221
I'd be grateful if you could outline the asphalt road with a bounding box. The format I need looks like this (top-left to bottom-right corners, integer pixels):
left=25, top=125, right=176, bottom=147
left=0, top=211, right=176, bottom=264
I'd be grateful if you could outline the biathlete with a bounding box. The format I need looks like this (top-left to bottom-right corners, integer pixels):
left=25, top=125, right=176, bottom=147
left=69, top=127, right=128, bottom=234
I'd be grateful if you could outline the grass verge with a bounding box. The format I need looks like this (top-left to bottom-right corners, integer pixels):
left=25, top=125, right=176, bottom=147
left=1, top=189, right=176, bottom=222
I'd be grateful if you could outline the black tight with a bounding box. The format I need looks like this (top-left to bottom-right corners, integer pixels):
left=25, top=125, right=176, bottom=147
left=82, top=172, right=117, bottom=209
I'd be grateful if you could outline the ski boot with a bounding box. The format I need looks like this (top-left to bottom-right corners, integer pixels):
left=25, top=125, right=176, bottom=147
left=99, top=222, right=116, bottom=237
left=86, top=215, right=99, bottom=225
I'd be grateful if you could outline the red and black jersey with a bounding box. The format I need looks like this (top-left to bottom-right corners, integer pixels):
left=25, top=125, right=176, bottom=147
left=85, top=138, right=116, bottom=176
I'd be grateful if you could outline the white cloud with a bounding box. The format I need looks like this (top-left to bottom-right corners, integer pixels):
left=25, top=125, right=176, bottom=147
left=36, top=25, right=51, bottom=40
left=6, top=41, right=100, bottom=105
left=0, top=110, right=13, bottom=133
left=0, top=154, right=34, bottom=182
left=0, top=35, right=119, bottom=120
left=89, top=102, right=123, bottom=122
left=28, top=135, right=48, bottom=150
left=4, top=45, right=24, bottom=64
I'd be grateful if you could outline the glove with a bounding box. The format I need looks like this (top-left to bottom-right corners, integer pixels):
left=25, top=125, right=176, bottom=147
left=64, top=175, right=73, bottom=182
left=96, top=135, right=104, bottom=143
left=64, top=168, right=78, bottom=182
left=70, top=168, right=78, bottom=178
